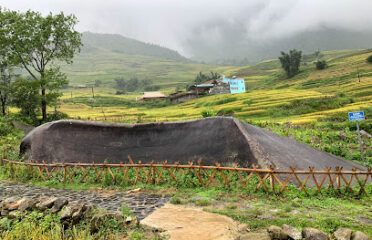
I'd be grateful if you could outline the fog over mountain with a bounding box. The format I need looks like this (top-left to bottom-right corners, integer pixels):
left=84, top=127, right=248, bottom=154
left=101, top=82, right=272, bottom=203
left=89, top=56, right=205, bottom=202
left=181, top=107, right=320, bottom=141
left=1, top=0, right=372, bottom=64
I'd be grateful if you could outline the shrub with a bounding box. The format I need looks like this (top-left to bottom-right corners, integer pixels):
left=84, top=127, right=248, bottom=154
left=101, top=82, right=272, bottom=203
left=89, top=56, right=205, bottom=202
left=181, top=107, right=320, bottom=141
left=366, top=55, right=372, bottom=63
left=201, top=109, right=216, bottom=118
left=315, top=60, right=327, bottom=70
left=170, top=196, right=182, bottom=204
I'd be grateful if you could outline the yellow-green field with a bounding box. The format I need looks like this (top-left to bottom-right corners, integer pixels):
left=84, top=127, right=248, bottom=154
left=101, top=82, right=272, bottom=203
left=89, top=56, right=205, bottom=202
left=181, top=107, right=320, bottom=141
left=57, top=49, right=372, bottom=124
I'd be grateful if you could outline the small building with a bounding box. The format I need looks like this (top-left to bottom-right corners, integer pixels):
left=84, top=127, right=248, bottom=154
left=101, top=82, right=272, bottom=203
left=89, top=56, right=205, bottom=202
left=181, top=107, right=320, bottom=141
left=169, top=92, right=198, bottom=104
left=188, top=84, right=215, bottom=93
left=137, top=91, right=166, bottom=101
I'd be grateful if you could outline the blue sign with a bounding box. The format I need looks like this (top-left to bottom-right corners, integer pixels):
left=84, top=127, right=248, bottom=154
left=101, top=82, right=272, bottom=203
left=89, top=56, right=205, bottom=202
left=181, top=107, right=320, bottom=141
left=348, top=111, right=365, bottom=121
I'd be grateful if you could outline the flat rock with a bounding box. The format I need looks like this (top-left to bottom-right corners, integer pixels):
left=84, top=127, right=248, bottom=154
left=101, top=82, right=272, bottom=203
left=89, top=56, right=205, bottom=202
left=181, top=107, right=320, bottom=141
left=333, top=228, right=352, bottom=240
left=18, top=197, right=37, bottom=211
left=141, top=203, right=240, bottom=240
left=36, top=197, right=58, bottom=211
left=302, top=228, right=329, bottom=240
left=351, top=231, right=369, bottom=240
left=239, top=232, right=271, bottom=240
left=282, top=224, right=302, bottom=240
left=1, top=197, right=19, bottom=211
left=267, top=225, right=288, bottom=240
left=51, top=198, right=68, bottom=213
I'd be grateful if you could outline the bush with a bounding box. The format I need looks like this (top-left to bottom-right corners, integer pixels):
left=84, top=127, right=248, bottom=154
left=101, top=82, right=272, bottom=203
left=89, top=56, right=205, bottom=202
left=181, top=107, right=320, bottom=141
left=315, top=60, right=327, bottom=70
left=366, top=55, right=372, bottom=63
left=201, top=109, right=216, bottom=118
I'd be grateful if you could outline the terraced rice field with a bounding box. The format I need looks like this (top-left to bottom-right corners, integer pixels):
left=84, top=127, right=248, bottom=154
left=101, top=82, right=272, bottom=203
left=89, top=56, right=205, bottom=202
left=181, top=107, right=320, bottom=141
left=56, top=49, right=372, bottom=124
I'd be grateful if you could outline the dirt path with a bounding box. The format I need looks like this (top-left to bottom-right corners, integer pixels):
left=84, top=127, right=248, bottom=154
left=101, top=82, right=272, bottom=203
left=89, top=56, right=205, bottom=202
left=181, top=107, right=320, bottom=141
left=141, top=203, right=242, bottom=240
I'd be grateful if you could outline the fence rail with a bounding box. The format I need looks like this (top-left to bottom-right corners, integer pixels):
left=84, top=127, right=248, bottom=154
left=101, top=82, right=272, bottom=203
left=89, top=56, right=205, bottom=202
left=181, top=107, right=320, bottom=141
left=1, top=156, right=371, bottom=196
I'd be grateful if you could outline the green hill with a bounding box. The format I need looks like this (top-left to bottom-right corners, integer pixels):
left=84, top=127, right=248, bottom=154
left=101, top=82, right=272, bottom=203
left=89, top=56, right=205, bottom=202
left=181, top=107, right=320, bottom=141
left=62, top=32, right=222, bottom=89
left=82, top=32, right=188, bottom=62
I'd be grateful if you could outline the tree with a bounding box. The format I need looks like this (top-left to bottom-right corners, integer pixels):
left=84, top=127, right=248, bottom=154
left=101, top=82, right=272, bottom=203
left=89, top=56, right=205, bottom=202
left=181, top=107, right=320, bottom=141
left=315, top=60, right=327, bottom=70
left=0, top=64, right=13, bottom=116
left=5, top=10, right=82, bottom=121
left=366, top=55, right=372, bottom=63
left=194, top=71, right=220, bottom=85
left=94, top=80, right=102, bottom=87
left=115, top=77, right=127, bottom=90
left=0, top=8, right=17, bottom=116
left=11, top=78, right=40, bottom=121
left=278, top=49, right=302, bottom=78
left=126, top=77, right=139, bottom=92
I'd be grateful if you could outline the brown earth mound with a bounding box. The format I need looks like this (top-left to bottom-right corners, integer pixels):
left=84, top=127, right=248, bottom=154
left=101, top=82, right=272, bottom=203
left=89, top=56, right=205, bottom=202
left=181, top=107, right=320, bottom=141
left=20, top=117, right=366, bottom=171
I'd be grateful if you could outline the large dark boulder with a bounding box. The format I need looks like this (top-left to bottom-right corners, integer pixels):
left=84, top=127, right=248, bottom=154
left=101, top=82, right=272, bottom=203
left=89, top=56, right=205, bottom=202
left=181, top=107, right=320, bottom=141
left=20, top=117, right=366, bottom=172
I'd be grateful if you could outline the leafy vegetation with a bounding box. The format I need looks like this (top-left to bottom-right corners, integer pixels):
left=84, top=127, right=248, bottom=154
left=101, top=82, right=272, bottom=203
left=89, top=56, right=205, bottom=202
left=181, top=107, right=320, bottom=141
left=0, top=8, right=82, bottom=122
left=193, top=71, right=220, bottom=85
left=315, top=59, right=327, bottom=70
left=366, top=55, right=372, bottom=63
left=279, top=49, right=302, bottom=78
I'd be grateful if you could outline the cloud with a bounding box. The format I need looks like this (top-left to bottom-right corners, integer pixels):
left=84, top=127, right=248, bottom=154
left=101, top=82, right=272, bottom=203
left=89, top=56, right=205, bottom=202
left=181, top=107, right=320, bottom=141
left=1, top=0, right=371, bottom=56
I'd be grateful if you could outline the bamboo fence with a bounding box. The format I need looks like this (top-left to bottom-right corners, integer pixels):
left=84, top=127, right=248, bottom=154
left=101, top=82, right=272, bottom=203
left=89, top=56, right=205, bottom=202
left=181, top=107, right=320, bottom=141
left=1, top=156, right=371, bottom=196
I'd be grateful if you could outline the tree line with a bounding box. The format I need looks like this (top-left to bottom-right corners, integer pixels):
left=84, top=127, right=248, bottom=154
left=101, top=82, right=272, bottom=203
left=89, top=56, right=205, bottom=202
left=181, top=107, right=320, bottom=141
left=0, top=7, right=81, bottom=123
left=279, top=49, right=328, bottom=78
left=114, top=77, right=160, bottom=94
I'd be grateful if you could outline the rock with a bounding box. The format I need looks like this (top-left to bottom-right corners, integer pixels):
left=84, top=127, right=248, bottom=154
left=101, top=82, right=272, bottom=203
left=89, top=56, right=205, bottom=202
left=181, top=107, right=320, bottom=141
left=125, top=215, right=139, bottom=228
left=282, top=224, right=302, bottom=240
left=51, top=198, right=68, bottom=213
left=18, top=197, right=37, bottom=211
left=239, top=232, right=271, bottom=240
left=1, top=209, right=9, bottom=217
left=267, top=225, right=288, bottom=240
left=90, top=212, right=125, bottom=233
left=71, top=205, right=85, bottom=224
left=60, top=203, right=85, bottom=221
left=333, top=228, right=352, bottom=240
left=302, top=228, right=329, bottom=240
left=7, top=210, right=20, bottom=219
left=351, top=231, right=369, bottom=240
left=1, top=197, right=19, bottom=211
left=36, top=197, right=58, bottom=211
left=257, top=214, right=272, bottom=219
left=339, top=131, right=347, bottom=140
left=60, top=206, right=74, bottom=220
left=238, top=223, right=250, bottom=233
left=360, top=130, right=371, bottom=139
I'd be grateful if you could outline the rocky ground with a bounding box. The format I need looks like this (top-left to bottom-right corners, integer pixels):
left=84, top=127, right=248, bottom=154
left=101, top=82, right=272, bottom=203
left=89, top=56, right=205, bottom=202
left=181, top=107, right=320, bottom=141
left=0, top=180, right=169, bottom=220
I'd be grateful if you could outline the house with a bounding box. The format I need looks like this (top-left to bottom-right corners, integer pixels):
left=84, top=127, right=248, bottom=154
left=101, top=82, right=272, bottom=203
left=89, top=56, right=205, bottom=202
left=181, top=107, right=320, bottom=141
left=188, top=83, right=215, bottom=93
left=169, top=91, right=198, bottom=104
left=137, top=91, right=166, bottom=101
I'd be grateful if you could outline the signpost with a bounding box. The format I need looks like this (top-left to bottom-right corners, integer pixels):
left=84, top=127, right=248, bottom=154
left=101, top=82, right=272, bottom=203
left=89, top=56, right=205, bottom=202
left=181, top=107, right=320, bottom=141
left=348, top=111, right=365, bottom=161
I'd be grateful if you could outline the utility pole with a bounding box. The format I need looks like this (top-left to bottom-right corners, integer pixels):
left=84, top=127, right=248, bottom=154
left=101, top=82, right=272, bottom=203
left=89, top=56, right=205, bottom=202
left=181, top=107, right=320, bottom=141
left=91, top=86, right=95, bottom=98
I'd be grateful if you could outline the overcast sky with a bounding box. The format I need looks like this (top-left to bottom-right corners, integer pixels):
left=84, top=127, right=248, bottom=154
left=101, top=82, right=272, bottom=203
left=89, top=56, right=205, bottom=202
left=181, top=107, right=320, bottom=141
left=1, top=0, right=372, bottom=56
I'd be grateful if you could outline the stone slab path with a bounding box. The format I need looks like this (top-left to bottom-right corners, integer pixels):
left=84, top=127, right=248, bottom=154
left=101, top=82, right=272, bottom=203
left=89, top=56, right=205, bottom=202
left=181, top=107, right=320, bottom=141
left=0, top=180, right=169, bottom=220
left=141, top=203, right=241, bottom=240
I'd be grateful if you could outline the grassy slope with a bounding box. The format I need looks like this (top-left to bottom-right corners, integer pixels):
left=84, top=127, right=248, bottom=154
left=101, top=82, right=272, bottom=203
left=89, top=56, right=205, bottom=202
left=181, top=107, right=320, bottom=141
left=59, top=49, right=372, bottom=124
left=61, top=46, right=227, bottom=89
left=56, top=49, right=372, bottom=165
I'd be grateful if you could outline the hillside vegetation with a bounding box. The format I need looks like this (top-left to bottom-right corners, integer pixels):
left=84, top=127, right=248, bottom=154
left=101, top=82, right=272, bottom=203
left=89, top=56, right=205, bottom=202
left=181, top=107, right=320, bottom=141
left=61, top=32, right=226, bottom=89
left=56, top=49, right=372, bottom=165
left=60, top=49, right=372, bottom=123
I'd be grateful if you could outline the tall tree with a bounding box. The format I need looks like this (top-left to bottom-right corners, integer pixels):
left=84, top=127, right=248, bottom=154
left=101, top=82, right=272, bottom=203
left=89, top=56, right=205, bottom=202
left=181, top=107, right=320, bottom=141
left=0, top=8, right=16, bottom=116
left=0, top=64, right=13, bottom=116
left=278, top=49, right=302, bottom=78
left=6, top=10, right=82, bottom=121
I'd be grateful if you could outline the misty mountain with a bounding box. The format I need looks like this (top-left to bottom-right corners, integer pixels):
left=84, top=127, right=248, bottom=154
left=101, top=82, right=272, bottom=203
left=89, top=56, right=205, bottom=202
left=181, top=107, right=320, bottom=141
left=184, top=28, right=372, bottom=65
left=82, top=32, right=189, bottom=62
